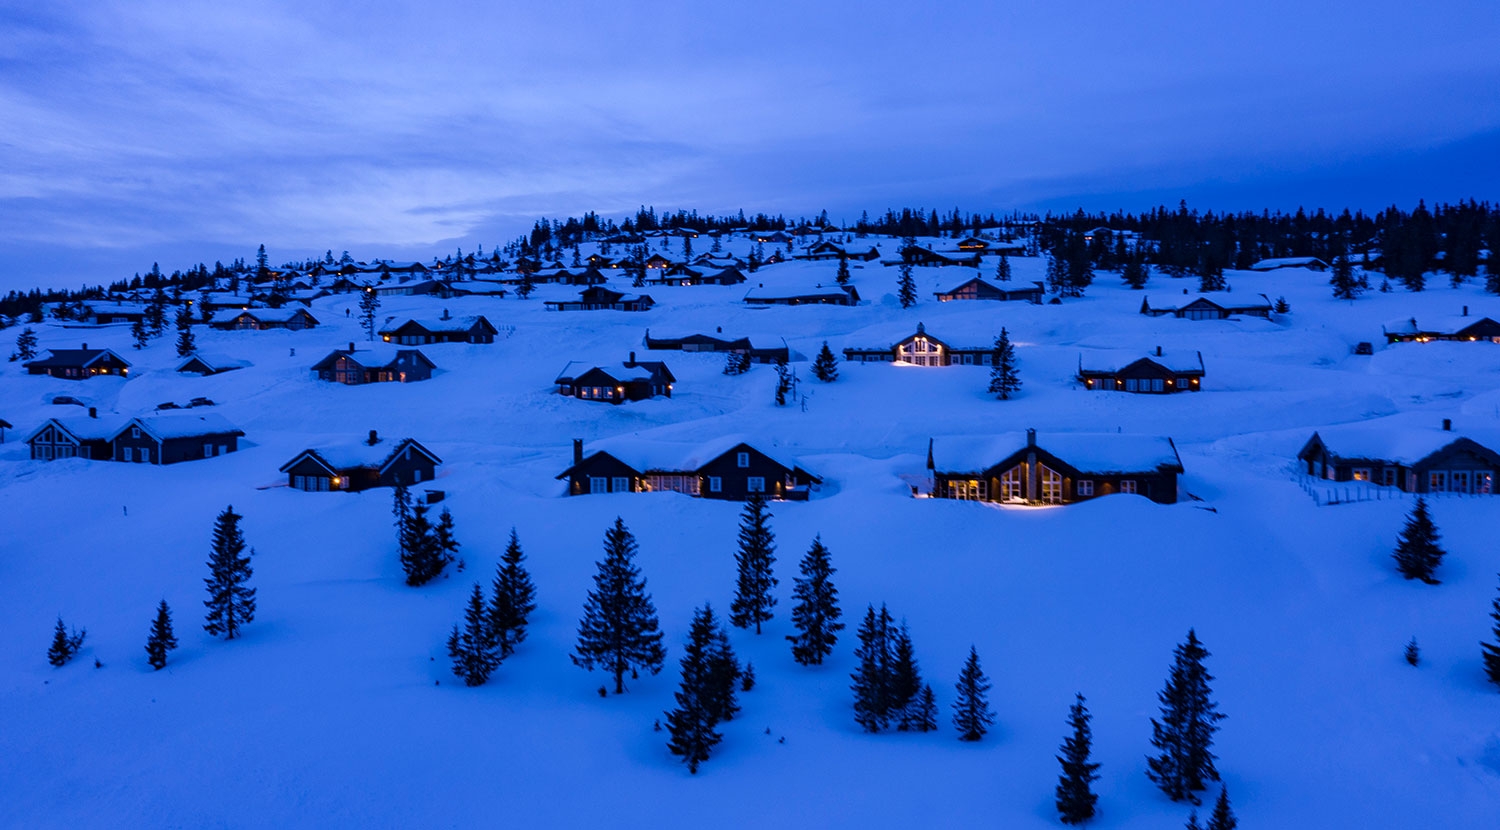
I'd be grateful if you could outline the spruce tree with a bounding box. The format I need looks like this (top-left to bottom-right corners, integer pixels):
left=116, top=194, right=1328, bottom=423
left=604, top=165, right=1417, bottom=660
left=836, top=255, right=851, bottom=285
left=145, top=600, right=178, bottom=671
left=448, top=583, right=501, bottom=686
left=1486, top=259, right=1500, bottom=296
left=740, top=661, right=756, bottom=691
left=1329, top=252, right=1360, bottom=300
left=995, top=253, right=1012, bottom=282
left=951, top=646, right=995, bottom=741
left=774, top=360, right=793, bottom=406
left=1198, top=253, right=1226, bottom=293
left=1122, top=252, right=1150, bottom=289
left=1147, top=629, right=1226, bottom=804
left=358, top=284, right=380, bottom=341
left=787, top=535, right=844, bottom=666
left=1482, top=575, right=1500, bottom=687
left=488, top=527, right=537, bottom=658
left=48, top=617, right=86, bottom=667
left=1046, top=253, right=1067, bottom=295
left=730, top=494, right=777, bottom=634
left=572, top=517, right=667, bottom=693
left=1206, top=786, right=1237, bottom=830
left=890, top=623, right=924, bottom=729
left=812, top=341, right=840, bottom=382
left=174, top=305, right=197, bottom=357
left=1405, top=637, right=1420, bottom=666
left=851, top=604, right=895, bottom=732
left=911, top=684, right=939, bottom=732
left=1055, top=693, right=1101, bottom=825
left=147, top=290, right=169, bottom=335
left=399, top=501, right=448, bottom=586
left=434, top=507, right=461, bottom=573
left=203, top=505, right=256, bottom=639
left=705, top=620, right=742, bottom=723
left=131, top=316, right=150, bottom=350
left=1393, top=497, right=1445, bottom=583
left=516, top=269, right=536, bottom=299
left=1273, top=296, right=1290, bottom=314
left=1185, top=811, right=1204, bottom=830
left=10, top=326, right=38, bottom=362
left=723, top=350, right=749, bottom=376
left=665, top=603, right=726, bottom=773
left=898, top=263, right=917, bottom=309
left=988, top=327, right=1021, bottom=400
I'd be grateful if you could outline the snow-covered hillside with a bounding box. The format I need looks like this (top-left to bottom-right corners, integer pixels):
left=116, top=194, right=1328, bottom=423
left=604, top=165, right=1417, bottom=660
left=4, top=246, right=1500, bottom=827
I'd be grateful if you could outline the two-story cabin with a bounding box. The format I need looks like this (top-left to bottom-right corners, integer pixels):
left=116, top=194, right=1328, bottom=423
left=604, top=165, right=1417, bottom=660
left=558, top=437, right=820, bottom=501
left=378, top=314, right=500, bottom=344
left=934, top=277, right=1044, bottom=303
left=279, top=432, right=441, bottom=492
left=844, top=322, right=994, bottom=366
left=1381, top=308, right=1500, bottom=344
left=311, top=344, right=436, bottom=385
left=1140, top=294, right=1273, bottom=320
left=111, top=413, right=244, bottom=464
left=1297, top=419, right=1500, bottom=494
left=927, top=429, right=1184, bottom=505
left=208, top=308, right=320, bottom=330
left=1078, top=347, right=1205, bottom=393
left=555, top=353, right=674, bottom=403
left=25, top=413, right=118, bottom=460
left=543, top=285, right=655, bottom=311
left=24, top=346, right=132, bottom=379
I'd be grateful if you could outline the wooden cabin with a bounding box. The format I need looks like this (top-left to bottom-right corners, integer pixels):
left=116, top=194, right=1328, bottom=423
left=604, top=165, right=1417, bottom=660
left=743, top=283, right=859, bottom=306
left=555, top=353, right=674, bottom=403
left=175, top=353, right=250, bottom=375
left=379, top=314, right=499, bottom=344
left=1297, top=420, right=1500, bottom=494
left=752, top=231, right=794, bottom=244
left=25, top=414, right=117, bottom=460
left=311, top=344, right=436, bottom=385
left=844, top=322, right=992, bottom=366
left=279, top=433, right=441, bottom=491
left=1078, top=348, right=1204, bottom=393
left=1140, top=294, right=1272, bottom=320
left=643, top=330, right=789, bottom=364
left=208, top=308, right=320, bottom=330
left=558, top=438, right=819, bottom=501
left=643, top=265, right=746, bottom=286
left=934, top=277, right=1044, bottom=303
left=898, top=246, right=980, bottom=268
left=1250, top=257, right=1329, bottom=272
left=111, top=413, right=244, bottom=465
left=1381, top=309, right=1500, bottom=344
left=79, top=302, right=151, bottom=325
left=543, top=286, right=655, bottom=311
left=24, top=346, right=131, bottom=379
left=928, top=429, right=1184, bottom=505
left=797, top=242, right=881, bottom=262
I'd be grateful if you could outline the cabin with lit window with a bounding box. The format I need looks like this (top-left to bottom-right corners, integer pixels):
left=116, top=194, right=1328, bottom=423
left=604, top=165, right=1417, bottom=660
left=1381, top=308, right=1500, bottom=344
left=1140, top=294, right=1272, bottom=320
left=1297, top=419, right=1500, bottom=494
left=743, top=283, right=859, bottom=306
left=279, top=433, right=441, bottom=492
left=24, top=346, right=131, bottom=379
left=311, top=344, right=436, bottom=385
left=927, top=429, right=1184, bottom=505
left=558, top=437, right=819, bottom=501
left=208, top=308, right=320, bottom=331
left=896, top=246, right=980, bottom=268
left=110, top=413, right=244, bottom=465
left=643, top=330, right=789, bottom=364
left=934, top=277, right=1044, bottom=303
left=378, top=314, right=499, bottom=344
left=797, top=242, right=881, bottom=262
left=175, top=353, right=250, bottom=375
left=25, top=414, right=118, bottom=461
left=543, top=285, right=655, bottom=311
left=643, top=265, right=746, bottom=286
left=752, top=231, right=794, bottom=244
left=1078, top=348, right=1204, bottom=393
left=77, top=301, right=151, bottom=326
left=844, top=322, right=993, bottom=366
left=555, top=353, right=674, bottom=403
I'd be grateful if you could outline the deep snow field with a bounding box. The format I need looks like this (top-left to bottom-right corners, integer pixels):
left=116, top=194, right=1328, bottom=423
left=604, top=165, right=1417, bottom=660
left=4, top=243, right=1500, bottom=828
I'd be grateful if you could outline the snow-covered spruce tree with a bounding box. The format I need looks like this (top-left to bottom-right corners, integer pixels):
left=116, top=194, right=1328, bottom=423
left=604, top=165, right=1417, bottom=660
left=146, top=289, right=169, bottom=335
left=203, top=505, right=256, bottom=640
left=1045, top=253, right=1067, bottom=295
left=1198, top=253, right=1226, bottom=293
left=1273, top=295, right=1290, bottom=314
left=811, top=341, right=839, bottom=382
left=488, top=527, right=537, bottom=658
left=572, top=517, right=667, bottom=694
left=897, top=263, right=917, bottom=309
left=995, top=252, right=1012, bottom=282
left=1147, top=629, right=1226, bottom=804
left=787, top=534, right=844, bottom=666
left=358, top=284, right=380, bottom=340
left=730, top=494, right=778, bottom=634
left=836, top=255, right=851, bottom=286
left=10, top=326, right=39, bottom=362
left=987, top=327, right=1021, bottom=400
left=515, top=269, right=536, bottom=299
left=1207, top=785, right=1237, bottom=830
left=48, top=617, right=86, bottom=667
left=723, top=350, right=749, bottom=376
left=665, top=604, right=726, bottom=773
left=131, top=316, right=150, bottom=350
left=850, top=603, right=895, bottom=732
left=705, top=619, right=742, bottom=723
left=1482, top=575, right=1500, bottom=688
left=1393, top=497, right=1445, bottom=584
left=434, top=507, right=461, bottom=573
left=1056, top=693, right=1101, bottom=825
left=145, top=600, right=178, bottom=671
left=951, top=646, right=995, bottom=741
left=890, top=623, right=924, bottom=730
left=448, top=583, right=501, bottom=687
left=174, top=305, right=197, bottom=357
left=1185, top=811, right=1203, bottom=830
left=400, top=501, right=450, bottom=586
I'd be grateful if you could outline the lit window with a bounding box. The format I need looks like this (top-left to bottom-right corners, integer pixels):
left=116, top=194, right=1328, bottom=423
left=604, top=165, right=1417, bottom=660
left=1352, top=468, right=1370, bottom=482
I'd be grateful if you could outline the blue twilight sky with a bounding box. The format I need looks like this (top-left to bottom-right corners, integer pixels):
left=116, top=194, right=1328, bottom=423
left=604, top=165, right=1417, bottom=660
left=2, top=1, right=1498, bottom=290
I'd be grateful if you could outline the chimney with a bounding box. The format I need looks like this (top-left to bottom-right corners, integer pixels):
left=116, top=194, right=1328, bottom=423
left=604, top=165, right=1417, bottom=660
left=1026, top=427, right=1037, bottom=447
left=88, top=407, right=97, bottom=419
left=367, top=429, right=379, bottom=446
left=81, top=342, right=88, bottom=350
left=1156, top=345, right=1163, bottom=356
left=573, top=438, right=583, bottom=466
left=628, top=351, right=636, bottom=365
left=442, top=307, right=451, bottom=320
left=1463, top=305, right=1469, bottom=317
left=1443, top=419, right=1452, bottom=432
left=348, top=342, right=355, bottom=352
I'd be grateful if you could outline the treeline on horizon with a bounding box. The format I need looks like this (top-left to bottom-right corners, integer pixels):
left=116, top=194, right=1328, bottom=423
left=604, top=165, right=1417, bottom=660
left=4, top=199, right=1497, bottom=319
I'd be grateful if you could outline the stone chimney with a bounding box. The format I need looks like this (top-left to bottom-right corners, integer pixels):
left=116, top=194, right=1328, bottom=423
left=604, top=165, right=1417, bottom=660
left=367, top=429, right=379, bottom=446
left=573, top=438, right=583, bottom=466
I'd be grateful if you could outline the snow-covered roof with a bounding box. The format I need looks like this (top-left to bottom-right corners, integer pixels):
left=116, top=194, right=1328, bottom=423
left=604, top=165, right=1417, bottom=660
left=1078, top=349, right=1204, bottom=375
left=929, top=432, right=1183, bottom=474
left=743, top=283, right=853, bottom=301
left=313, top=344, right=434, bottom=369
left=26, top=414, right=122, bottom=443
left=574, top=435, right=815, bottom=476
left=1307, top=420, right=1500, bottom=465
left=1250, top=257, right=1328, bottom=270
left=176, top=353, right=251, bottom=372
left=555, top=362, right=657, bottom=383
left=1382, top=314, right=1499, bottom=336
left=386, top=315, right=489, bottom=333
left=130, top=412, right=244, bottom=440
left=284, top=438, right=440, bottom=473
left=209, top=307, right=314, bottom=323
left=1153, top=293, right=1272, bottom=311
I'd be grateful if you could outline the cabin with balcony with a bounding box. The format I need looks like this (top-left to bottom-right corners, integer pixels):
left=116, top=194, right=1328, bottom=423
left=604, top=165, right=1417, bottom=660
left=558, top=437, right=819, bottom=501
left=844, top=322, right=993, bottom=366
left=555, top=353, right=674, bottom=403
left=311, top=344, right=436, bottom=385
left=279, top=433, right=441, bottom=492
left=111, top=413, right=244, bottom=465
left=927, top=429, right=1184, bottom=505
left=1078, top=347, right=1205, bottom=393
left=24, top=346, right=131, bottom=379
left=1296, top=419, right=1500, bottom=494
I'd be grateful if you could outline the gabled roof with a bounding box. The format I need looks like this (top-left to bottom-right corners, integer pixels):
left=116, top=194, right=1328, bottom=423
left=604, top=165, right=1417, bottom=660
left=929, top=432, right=1183, bottom=475
left=209, top=307, right=319, bottom=324
left=378, top=315, right=497, bottom=336
left=311, top=346, right=436, bottom=372
left=1382, top=314, right=1500, bottom=337
left=1078, top=349, right=1205, bottom=375
left=25, top=414, right=122, bottom=444
left=279, top=438, right=442, bottom=475
left=24, top=348, right=132, bottom=370
left=555, top=361, right=673, bottom=385
left=558, top=436, right=820, bottom=482
left=1300, top=421, right=1500, bottom=466
left=175, top=353, right=251, bottom=373
left=1250, top=256, right=1329, bottom=270
left=743, top=283, right=858, bottom=302
left=123, top=413, right=244, bottom=442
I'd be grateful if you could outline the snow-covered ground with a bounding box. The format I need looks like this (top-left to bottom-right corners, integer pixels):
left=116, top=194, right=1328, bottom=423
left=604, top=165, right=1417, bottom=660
left=4, top=245, right=1500, bottom=827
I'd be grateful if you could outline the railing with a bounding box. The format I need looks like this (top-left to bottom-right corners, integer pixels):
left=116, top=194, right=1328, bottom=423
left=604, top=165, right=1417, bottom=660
left=1295, top=473, right=1493, bottom=506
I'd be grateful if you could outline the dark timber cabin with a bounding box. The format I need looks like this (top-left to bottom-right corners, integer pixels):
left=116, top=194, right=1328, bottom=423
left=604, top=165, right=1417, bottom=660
left=111, top=413, right=244, bottom=465
left=797, top=242, right=881, bottom=261
left=379, top=313, right=499, bottom=344
left=543, top=285, right=655, bottom=311
left=742, top=283, right=860, bottom=306
left=208, top=308, right=320, bottom=330
left=643, top=330, right=789, bottom=363
left=279, top=432, right=441, bottom=491
left=1140, top=294, right=1273, bottom=320
left=1297, top=419, right=1500, bottom=494
left=175, top=353, right=250, bottom=375
left=844, top=322, right=993, bottom=366
left=558, top=437, right=820, bottom=500
left=642, top=265, right=747, bottom=286
left=1381, top=308, right=1500, bottom=344
left=927, top=429, right=1184, bottom=505
left=554, top=352, right=674, bottom=402
left=311, top=343, right=436, bottom=384
left=897, top=246, right=980, bottom=267
left=934, top=276, right=1044, bottom=303
left=1078, top=347, right=1204, bottom=393
left=25, top=413, right=117, bottom=460
left=24, top=345, right=131, bottom=379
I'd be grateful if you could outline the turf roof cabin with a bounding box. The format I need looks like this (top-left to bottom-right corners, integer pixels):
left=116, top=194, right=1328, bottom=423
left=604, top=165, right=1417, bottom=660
left=279, top=433, right=441, bottom=492
left=379, top=313, right=499, bottom=345
left=927, top=429, right=1184, bottom=505
left=24, top=345, right=131, bottom=379
left=111, top=413, right=244, bottom=465
left=558, top=437, right=820, bottom=501
left=1381, top=307, right=1500, bottom=344
left=1078, top=347, right=1204, bottom=393
left=1297, top=419, right=1500, bottom=494
left=933, top=276, right=1044, bottom=303
left=554, top=353, right=674, bottom=403
left=844, top=322, right=993, bottom=366
left=311, top=343, right=436, bottom=385
left=1140, top=294, right=1273, bottom=320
